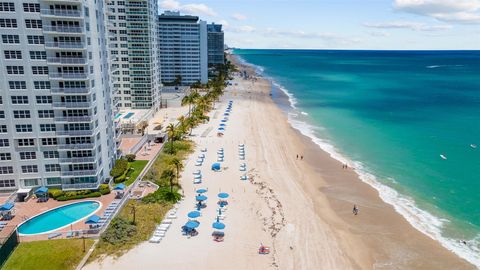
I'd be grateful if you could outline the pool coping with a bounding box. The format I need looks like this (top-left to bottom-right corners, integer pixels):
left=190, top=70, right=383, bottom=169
left=17, top=200, right=103, bottom=236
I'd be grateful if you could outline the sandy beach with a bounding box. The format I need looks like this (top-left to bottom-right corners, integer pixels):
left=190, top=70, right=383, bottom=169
left=84, top=56, right=474, bottom=270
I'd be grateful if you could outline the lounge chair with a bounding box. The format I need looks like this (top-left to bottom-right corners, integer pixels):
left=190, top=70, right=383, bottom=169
left=241, top=175, right=248, bottom=180
left=48, top=233, right=62, bottom=239
left=193, top=179, right=202, bottom=184
left=195, top=161, right=202, bottom=166
left=149, top=236, right=162, bottom=243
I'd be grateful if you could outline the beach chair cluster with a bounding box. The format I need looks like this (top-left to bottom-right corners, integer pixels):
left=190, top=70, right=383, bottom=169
left=149, top=206, right=177, bottom=243
left=239, top=144, right=248, bottom=180
left=217, top=148, right=224, bottom=162
left=96, top=200, right=120, bottom=227
left=218, top=101, right=232, bottom=137
left=195, top=152, right=205, bottom=166
left=193, top=170, right=202, bottom=184
left=0, top=221, right=8, bottom=232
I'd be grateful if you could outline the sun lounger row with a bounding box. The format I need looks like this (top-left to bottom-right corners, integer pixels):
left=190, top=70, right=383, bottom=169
left=193, top=169, right=202, bottom=184
left=240, top=163, right=247, bottom=171
left=217, top=148, right=224, bottom=162
left=149, top=208, right=177, bottom=243
left=195, top=154, right=205, bottom=166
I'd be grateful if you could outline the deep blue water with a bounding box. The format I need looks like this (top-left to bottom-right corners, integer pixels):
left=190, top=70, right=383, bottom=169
left=235, top=49, right=480, bottom=265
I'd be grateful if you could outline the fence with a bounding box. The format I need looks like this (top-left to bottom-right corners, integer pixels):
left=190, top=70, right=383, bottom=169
left=0, top=229, right=19, bottom=268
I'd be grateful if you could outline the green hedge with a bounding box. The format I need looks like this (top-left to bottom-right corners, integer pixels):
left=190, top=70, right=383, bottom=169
left=114, top=164, right=131, bottom=184
left=99, top=184, right=111, bottom=195
left=48, top=188, right=64, bottom=199
left=110, top=159, right=129, bottom=178
left=47, top=185, right=110, bottom=201
left=56, top=192, right=101, bottom=201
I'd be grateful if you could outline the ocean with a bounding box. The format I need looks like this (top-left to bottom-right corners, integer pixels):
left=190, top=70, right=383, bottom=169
left=234, top=49, right=480, bottom=267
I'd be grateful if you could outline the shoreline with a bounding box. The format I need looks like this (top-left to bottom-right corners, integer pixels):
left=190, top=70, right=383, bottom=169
left=230, top=54, right=475, bottom=269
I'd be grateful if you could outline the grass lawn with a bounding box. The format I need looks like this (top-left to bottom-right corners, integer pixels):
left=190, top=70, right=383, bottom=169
left=88, top=200, right=172, bottom=261
left=3, top=238, right=94, bottom=270
left=124, top=160, right=148, bottom=186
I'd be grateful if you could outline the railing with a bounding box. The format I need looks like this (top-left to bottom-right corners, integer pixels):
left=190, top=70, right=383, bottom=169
left=45, top=42, right=86, bottom=49
left=43, top=25, right=84, bottom=33
left=49, top=73, right=88, bottom=79
left=56, top=130, right=94, bottom=136
left=54, top=116, right=92, bottom=122
left=47, top=57, right=87, bottom=65
left=52, top=102, right=91, bottom=108
left=59, top=157, right=96, bottom=163
left=61, top=170, right=97, bottom=177
left=50, top=87, right=90, bottom=94
left=57, top=143, right=95, bottom=150
left=40, top=9, right=82, bottom=17
left=61, top=182, right=99, bottom=190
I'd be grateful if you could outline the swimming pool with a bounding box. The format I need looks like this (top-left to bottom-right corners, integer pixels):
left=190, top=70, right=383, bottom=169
left=17, top=201, right=101, bottom=235
left=123, top=112, right=134, bottom=119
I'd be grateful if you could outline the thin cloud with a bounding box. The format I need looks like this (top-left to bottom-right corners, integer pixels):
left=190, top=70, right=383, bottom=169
left=228, top=25, right=256, bottom=33
left=264, top=28, right=361, bottom=46
left=160, top=0, right=217, bottom=17
left=232, top=13, right=247, bottom=21
left=394, top=0, right=480, bottom=24
left=363, top=21, right=452, bottom=31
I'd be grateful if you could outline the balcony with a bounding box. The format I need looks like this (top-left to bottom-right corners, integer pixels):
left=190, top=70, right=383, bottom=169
left=59, top=157, right=96, bottom=164
left=57, top=143, right=95, bottom=150
left=47, top=57, right=87, bottom=65
left=61, top=182, right=99, bottom=190
left=49, top=72, right=89, bottom=80
left=50, top=87, right=90, bottom=94
left=56, top=129, right=95, bottom=136
left=54, top=116, right=92, bottom=122
left=62, top=170, right=98, bottom=177
left=40, top=9, right=83, bottom=18
left=45, top=42, right=86, bottom=50
left=43, top=25, right=84, bottom=34
left=52, top=102, right=91, bottom=108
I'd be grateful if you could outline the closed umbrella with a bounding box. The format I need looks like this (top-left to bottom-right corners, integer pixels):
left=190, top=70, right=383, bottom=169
left=187, top=211, right=201, bottom=219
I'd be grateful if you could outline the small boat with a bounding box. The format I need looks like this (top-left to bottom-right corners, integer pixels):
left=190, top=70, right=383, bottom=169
left=471, top=144, right=477, bottom=149
left=440, top=154, right=447, bottom=160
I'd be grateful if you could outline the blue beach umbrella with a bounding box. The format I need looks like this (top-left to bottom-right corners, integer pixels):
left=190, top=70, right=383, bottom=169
left=211, top=163, right=221, bottom=171
left=185, top=220, right=199, bottom=229
left=212, top=221, right=225, bottom=230
left=223, top=113, right=229, bottom=116
left=219, top=123, right=226, bottom=126
left=196, top=188, right=207, bottom=194
left=218, top=127, right=225, bottom=131
left=187, top=211, right=201, bottom=219
left=196, top=195, right=208, bottom=201
left=85, top=214, right=101, bottom=224
left=113, top=183, right=126, bottom=190
left=35, top=186, right=48, bottom=194
left=0, top=203, right=14, bottom=211
left=218, top=192, right=229, bottom=199
left=221, top=119, right=227, bottom=122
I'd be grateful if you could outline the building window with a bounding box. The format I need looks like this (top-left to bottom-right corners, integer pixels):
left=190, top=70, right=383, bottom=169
left=0, top=18, right=17, bottom=28
left=13, top=110, right=31, bottom=119
left=34, top=81, right=50, bottom=90
left=43, top=151, right=58, bottom=159
left=25, top=19, right=42, bottom=29
left=32, top=66, right=48, bottom=75
left=23, top=178, right=38, bottom=186
left=21, top=165, right=38, bottom=173
left=36, top=96, right=52, bottom=104
left=0, top=166, right=13, bottom=175
left=22, top=3, right=40, bottom=13
left=41, top=138, right=57, bottom=146
left=45, top=164, right=61, bottom=172
left=1, top=34, right=19, bottom=44
left=29, top=51, right=46, bottom=60
left=38, top=110, right=54, bottom=118
left=0, top=153, right=12, bottom=161
left=4, top=50, right=22, bottom=59
left=6, top=66, right=24, bottom=75
left=0, top=179, right=15, bottom=188
left=16, top=124, right=33, bottom=133
left=0, top=111, right=4, bottom=118
left=19, top=152, right=36, bottom=160
left=0, top=3, right=15, bottom=12
left=0, top=139, right=9, bottom=147
left=27, top=35, right=44, bottom=45
left=11, top=96, right=28, bottom=104
left=40, top=124, right=56, bottom=132
left=17, top=139, right=34, bottom=147
left=0, top=125, right=7, bottom=133
left=8, top=81, right=26, bottom=90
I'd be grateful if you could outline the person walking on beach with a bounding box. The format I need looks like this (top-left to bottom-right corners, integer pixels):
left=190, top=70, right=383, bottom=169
left=353, top=204, right=359, bottom=215
left=296, top=154, right=298, bottom=159
left=301, top=155, right=303, bottom=160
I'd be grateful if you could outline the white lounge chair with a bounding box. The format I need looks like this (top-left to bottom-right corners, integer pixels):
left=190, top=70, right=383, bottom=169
left=195, top=161, right=202, bottom=166
left=193, top=179, right=202, bottom=184
left=149, top=236, right=162, bottom=243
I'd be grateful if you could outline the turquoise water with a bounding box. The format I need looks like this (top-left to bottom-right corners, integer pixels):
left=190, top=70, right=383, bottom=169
left=235, top=49, right=480, bottom=265
left=123, top=112, right=134, bottom=119
left=18, top=201, right=100, bottom=235
left=114, top=113, right=123, bottom=120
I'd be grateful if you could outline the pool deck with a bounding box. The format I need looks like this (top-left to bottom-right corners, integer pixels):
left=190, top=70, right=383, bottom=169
left=0, top=192, right=117, bottom=242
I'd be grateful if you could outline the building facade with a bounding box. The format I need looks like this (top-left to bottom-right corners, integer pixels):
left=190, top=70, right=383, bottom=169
left=0, top=0, right=118, bottom=191
left=106, top=0, right=161, bottom=110
left=207, top=23, right=224, bottom=65
left=158, top=11, right=207, bottom=85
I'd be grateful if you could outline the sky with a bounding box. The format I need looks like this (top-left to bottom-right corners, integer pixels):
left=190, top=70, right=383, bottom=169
left=158, top=0, right=480, bottom=50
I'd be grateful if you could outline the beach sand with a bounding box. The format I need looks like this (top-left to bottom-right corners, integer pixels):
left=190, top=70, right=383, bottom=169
left=84, top=56, right=474, bottom=270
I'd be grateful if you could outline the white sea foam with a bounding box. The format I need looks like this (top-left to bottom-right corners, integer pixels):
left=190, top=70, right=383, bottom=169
left=427, top=64, right=465, bottom=69
left=238, top=54, right=480, bottom=267
left=301, top=111, right=309, bottom=116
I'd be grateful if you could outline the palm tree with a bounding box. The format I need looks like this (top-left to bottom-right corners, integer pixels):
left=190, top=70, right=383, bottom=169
left=162, top=169, right=176, bottom=193
left=169, top=157, right=183, bottom=185
left=166, top=123, right=176, bottom=153
left=181, top=91, right=200, bottom=116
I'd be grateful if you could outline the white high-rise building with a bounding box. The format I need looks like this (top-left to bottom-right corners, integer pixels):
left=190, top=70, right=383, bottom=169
left=0, top=0, right=118, bottom=192
left=106, top=0, right=161, bottom=110
left=158, top=11, right=208, bottom=85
